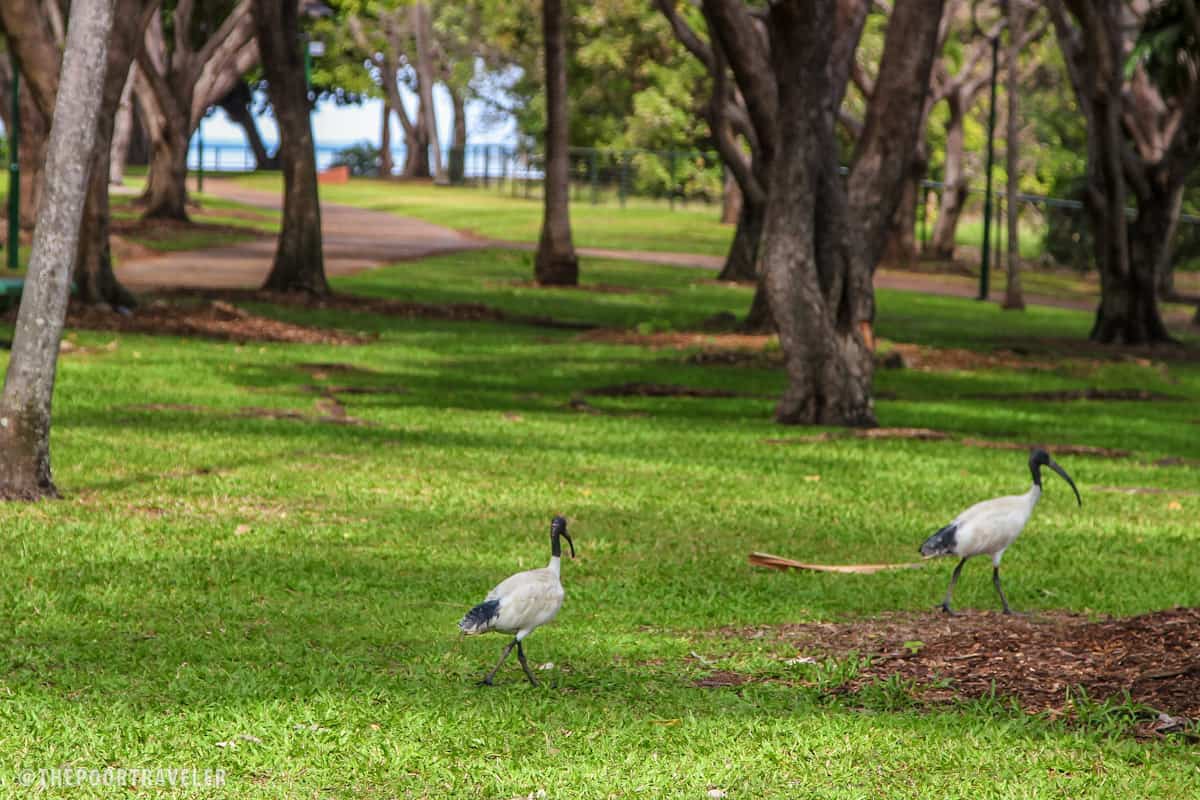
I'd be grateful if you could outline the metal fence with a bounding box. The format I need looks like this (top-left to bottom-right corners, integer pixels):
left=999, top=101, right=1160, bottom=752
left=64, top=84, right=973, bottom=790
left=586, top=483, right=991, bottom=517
left=179, top=138, right=1200, bottom=271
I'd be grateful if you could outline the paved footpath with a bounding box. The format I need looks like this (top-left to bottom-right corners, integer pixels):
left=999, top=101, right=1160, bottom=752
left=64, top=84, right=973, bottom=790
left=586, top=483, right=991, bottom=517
left=115, top=179, right=1194, bottom=324
left=115, top=180, right=490, bottom=290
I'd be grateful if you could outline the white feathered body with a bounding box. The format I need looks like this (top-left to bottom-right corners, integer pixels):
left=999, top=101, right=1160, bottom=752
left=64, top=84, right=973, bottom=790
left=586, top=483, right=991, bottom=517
left=459, top=558, right=564, bottom=641
left=922, top=486, right=1041, bottom=565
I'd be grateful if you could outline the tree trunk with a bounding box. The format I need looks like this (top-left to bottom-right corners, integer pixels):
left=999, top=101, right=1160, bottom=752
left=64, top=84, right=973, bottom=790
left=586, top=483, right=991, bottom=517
left=218, top=80, right=278, bottom=170
left=17, top=94, right=47, bottom=230
left=252, top=0, right=328, bottom=295
left=142, top=122, right=190, bottom=220
left=534, top=0, right=578, bottom=285
left=929, top=101, right=967, bottom=259
left=76, top=0, right=150, bottom=308
left=402, top=119, right=431, bottom=178
left=0, top=0, right=113, bottom=500
left=760, top=1, right=875, bottom=427
left=884, top=172, right=921, bottom=265
left=448, top=84, right=467, bottom=184
left=718, top=194, right=764, bottom=281
left=412, top=3, right=444, bottom=183
left=380, top=103, right=394, bottom=177
left=1002, top=2, right=1025, bottom=311
left=721, top=170, right=742, bottom=225
left=109, top=65, right=137, bottom=184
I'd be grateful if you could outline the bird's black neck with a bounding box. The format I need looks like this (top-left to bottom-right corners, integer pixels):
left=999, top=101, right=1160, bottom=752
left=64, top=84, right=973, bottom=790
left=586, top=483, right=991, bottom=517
left=1030, top=462, right=1043, bottom=488
left=551, top=533, right=562, bottom=558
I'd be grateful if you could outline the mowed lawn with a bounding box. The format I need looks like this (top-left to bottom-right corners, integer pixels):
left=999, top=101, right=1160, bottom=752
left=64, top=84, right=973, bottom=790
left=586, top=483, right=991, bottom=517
left=1, top=249, right=1198, bottom=797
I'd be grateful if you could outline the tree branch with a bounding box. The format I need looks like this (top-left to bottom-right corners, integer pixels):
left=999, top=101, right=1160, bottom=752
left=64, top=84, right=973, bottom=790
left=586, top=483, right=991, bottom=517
left=653, top=0, right=714, bottom=71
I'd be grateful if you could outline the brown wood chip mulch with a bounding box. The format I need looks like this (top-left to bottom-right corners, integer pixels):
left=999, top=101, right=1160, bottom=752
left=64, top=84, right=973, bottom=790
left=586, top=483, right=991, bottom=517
left=719, top=608, right=1200, bottom=725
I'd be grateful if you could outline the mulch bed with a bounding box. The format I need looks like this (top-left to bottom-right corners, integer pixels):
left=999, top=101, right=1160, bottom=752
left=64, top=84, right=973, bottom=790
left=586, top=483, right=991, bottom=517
left=54, top=299, right=368, bottom=345
left=158, top=289, right=595, bottom=330
left=583, top=382, right=762, bottom=399
left=721, top=608, right=1200, bottom=728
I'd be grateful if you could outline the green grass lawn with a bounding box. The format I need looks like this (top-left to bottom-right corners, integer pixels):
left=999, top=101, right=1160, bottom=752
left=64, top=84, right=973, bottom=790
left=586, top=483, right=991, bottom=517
left=1, top=249, right=1199, bottom=797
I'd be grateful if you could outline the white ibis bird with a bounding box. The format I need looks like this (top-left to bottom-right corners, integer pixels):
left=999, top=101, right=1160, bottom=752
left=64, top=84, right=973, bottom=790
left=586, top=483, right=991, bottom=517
left=920, top=449, right=1081, bottom=615
left=459, top=516, right=575, bottom=686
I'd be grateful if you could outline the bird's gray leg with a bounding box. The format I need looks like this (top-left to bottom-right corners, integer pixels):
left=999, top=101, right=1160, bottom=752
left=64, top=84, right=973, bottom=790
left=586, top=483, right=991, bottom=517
left=941, top=558, right=967, bottom=615
left=479, top=639, right=518, bottom=686
left=992, top=567, right=1013, bottom=615
left=516, top=641, right=539, bottom=687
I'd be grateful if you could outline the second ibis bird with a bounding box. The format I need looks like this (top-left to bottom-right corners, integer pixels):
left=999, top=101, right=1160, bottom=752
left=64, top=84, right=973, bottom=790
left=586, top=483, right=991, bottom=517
left=920, top=449, right=1081, bottom=615
left=459, top=516, right=575, bottom=686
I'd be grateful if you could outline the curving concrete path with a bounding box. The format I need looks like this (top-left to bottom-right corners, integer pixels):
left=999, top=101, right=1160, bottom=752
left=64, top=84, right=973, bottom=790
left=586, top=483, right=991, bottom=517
left=115, top=180, right=489, bottom=290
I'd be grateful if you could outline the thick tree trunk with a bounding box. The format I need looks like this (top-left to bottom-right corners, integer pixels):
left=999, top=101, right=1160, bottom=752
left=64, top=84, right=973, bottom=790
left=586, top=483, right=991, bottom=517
left=534, top=0, right=578, bottom=285
left=76, top=0, right=150, bottom=308
left=412, top=2, right=444, bottom=183
left=380, top=103, right=394, bottom=177
left=1002, top=3, right=1025, bottom=311
left=760, top=1, right=875, bottom=427
left=929, top=102, right=967, bottom=259
left=402, top=121, right=432, bottom=179
left=17, top=95, right=47, bottom=230
left=252, top=0, right=328, bottom=295
left=447, top=84, right=467, bottom=183
left=0, top=0, right=113, bottom=500
left=109, top=65, right=136, bottom=184
left=142, top=123, right=190, bottom=220
left=718, top=195, right=764, bottom=281
left=884, top=170, right=921, bottom=265
left=721, top=170, right=742, bottom=225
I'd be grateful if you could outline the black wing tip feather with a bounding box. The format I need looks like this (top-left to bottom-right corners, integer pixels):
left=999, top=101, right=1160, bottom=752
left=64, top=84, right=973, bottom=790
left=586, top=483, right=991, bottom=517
left=459, top=599, right=500, bottom=633
left=920, top=523, right=958, bottom=557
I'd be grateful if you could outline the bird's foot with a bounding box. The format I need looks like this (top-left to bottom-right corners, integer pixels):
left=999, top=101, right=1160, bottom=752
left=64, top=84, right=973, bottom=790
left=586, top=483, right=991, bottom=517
left=524, top=676, right=539, bottom=688
left=940, top=602, right=956, bottom=616
left=477, top=677, right=495, bottom=687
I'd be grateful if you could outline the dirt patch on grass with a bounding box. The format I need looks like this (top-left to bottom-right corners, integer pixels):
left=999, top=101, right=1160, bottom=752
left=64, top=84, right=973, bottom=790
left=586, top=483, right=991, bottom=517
left=967, top=388, right=1180, bottom=402
left=583, top=382, right=763, bottom=399
left=150, top=289, right=595, bottom=330
left=128, top=401, right=372, bottom=427
left=884, top=342, right=1063, bottom=372
left=765, top=429, right=1131, bottom=459
left=500, top=280, right=672, bottom=296
left=580, top=329, right=775, bottom=351
left=47, top=299, right=368, bottom=345
left=728, top=608, right=1200, bottom=725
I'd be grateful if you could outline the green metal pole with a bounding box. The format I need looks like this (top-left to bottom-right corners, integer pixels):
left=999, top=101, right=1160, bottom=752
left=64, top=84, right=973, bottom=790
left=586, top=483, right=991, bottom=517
left=7, top=62, right=19, bottom=272
left=978, top=36, right=999, bottom=301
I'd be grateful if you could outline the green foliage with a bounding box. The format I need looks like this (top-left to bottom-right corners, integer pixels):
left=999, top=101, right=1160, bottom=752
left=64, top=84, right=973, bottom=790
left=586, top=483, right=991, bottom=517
left=330, top=141, right=383, bottom=177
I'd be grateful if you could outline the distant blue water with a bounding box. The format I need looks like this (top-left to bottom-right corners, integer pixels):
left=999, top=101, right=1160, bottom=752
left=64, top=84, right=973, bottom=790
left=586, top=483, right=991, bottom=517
left=186, top=140, right=529, bottom=178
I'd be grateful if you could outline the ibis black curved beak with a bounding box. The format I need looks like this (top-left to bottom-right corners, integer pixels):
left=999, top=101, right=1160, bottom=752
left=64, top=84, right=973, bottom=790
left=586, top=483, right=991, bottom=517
left=560, top=530, right=576, bottom=559
left=1048, top=459, right=1082, bottom=507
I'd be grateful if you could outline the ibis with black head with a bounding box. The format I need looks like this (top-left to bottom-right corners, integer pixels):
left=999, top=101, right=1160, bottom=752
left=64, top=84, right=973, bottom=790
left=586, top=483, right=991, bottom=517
left=459, top=516, right=575, bottom=685
left=920, top=449, right=1081, bottom=615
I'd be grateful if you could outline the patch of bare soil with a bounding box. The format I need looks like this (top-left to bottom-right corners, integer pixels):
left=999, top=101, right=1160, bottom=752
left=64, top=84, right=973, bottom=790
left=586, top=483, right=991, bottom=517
left=129, top=401, right=372, bottom=427
left=583, top=382, right=762, bottom=399
left=48, top=299, right=368, bottom=345
left=727, top=608, right=1200, bottom=726
left=967, top=388, right=1179, bottom=402
left=152, top=289, right=594, bottom=330
left=883, top=342, right=1063, bottom=372
left=498, top=280, right=672, bottom=296
left=579, top=329, right=775, bottom=352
